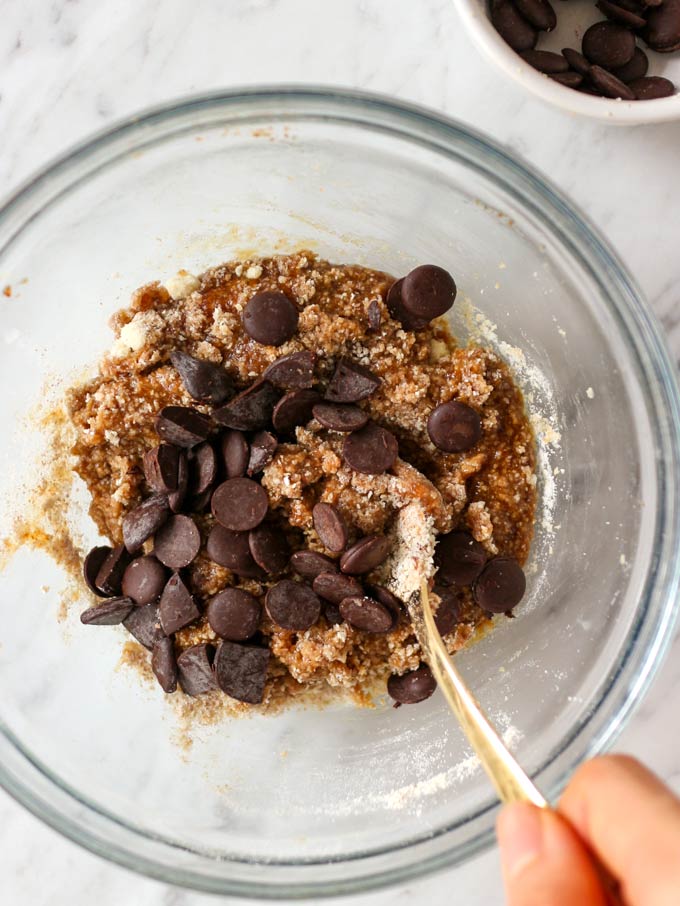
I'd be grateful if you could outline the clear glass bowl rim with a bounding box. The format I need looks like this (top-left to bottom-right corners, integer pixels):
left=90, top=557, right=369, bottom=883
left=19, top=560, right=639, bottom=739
left=0, top=86, right=679, bottom=899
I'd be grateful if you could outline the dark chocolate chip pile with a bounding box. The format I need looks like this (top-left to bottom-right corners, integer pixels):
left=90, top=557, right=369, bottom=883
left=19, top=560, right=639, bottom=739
left=433, top=528, right=526, bottom=617
left=79, top=265, right=524, bottom=709
left=491, top=0, right=678, bottom=99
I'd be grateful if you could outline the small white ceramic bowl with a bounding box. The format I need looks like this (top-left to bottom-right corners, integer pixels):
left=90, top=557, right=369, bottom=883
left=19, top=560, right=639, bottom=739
left=453, top=0, right=680, bottom=123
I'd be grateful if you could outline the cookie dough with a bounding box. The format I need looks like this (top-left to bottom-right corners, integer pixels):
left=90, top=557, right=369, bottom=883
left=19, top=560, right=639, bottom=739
left=70, top=252, right=536, bottom=711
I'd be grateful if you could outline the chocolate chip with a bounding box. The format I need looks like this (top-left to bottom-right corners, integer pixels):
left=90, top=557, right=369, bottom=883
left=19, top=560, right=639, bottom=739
left=187, top=487, right=213, bottom=514
left=83, top=545, right=112, bottom=597
left=520, top=49, right=569, bottom=72
left=290, top=550, right=338, bottom=580
left=220, top=430, right=250, bottom=478
left=367, top=300, right=382, bottom=331
left=387, top=664, right=436, bottom=704
left=473, top=556, right=526, bottom=613
left=189, top=442, right=218, bottom=495
left=612, top=46, right=649, bottom=81
left=325, top=359, right=380, bottom=403
left=630, top=75, right=675, bottom=98
left=323, top=600, right=344, bottom=624
left=339, top=595, right=393, bottom=633
left=122, top=555, right=167, bottom=605
left=312, top=402, right=369, bottom=433
left=153, top=514, right=201, bottom=569
left=617, top=0, right=649, bottom=11
left=644, top=0, right=680, bottom=50
left=206, top=524, right=266, bottom=579
left=612, top=0, right=648, bottom=16
left=177, top=643, right=217, bottom=696
left=262, top=350, right=315, bottom=389
left=211, top=478, right=269, bottom=531
left=122, top=495, right=171, bottom=553
left=578, top=82, right=605, bottom=96
left=123, top=603, right=164, bottom=649
left=80, top=596, right=135, bottom=625
left=272, top=389, right=320, bottom=434
left=582, top=21, right=636, bottom=69
left=589, top=64, right=636, bottom=98
left=155, top=406, right=212, bottom=448
left=95, top=544, right=133, bottom=596
left=249, top=524, right=290, bottom=574
left=170, top=350, right=233, bottom=405
left=151, top=637, right=178, bottom=693
left=342, top=421, right=399, bottom=474
left=159, top=572, right=200, bottom=634
left=207, top=588, right=262, bottom=641
left=168, top=450, right=189, bottom=513
left=340, top=535, right=391, bottom=575
left=265, top=580, right=321, bottom=630
left=144, top=444, right=181, bottom=493
left=401, top=264, right=457, bottom=321
left=562, top=47, right=592, bottom=75
left=386, top=279, right=421, bottom=329
left=491, top=0, right=538, bottom=52
left=242, top=292, right=299, bottom=346
left=435, top=531, right=487, bottom=586
left=213, top=381, right=279, bottom=431
left=370, top=585, right=405, bottom=626
left=514, top=0, right=556, bottom=29
left=596, top=0, right=647, bottom=27
left=652, top=38, right=680, bottom=54
left=432, top=586, right=462, bottom=636
left=247, top=430, right=278, bottom=475
left=214, top=640, right=269, bottom=703
left=386, top=279, right=429, bottom=331
left=427, top=401, right=482, bottom=454
left=550, top=72, right=584, bottom=88
left=312, top=503, right=348, bottom=553
left=312, top=571, right=363, bottom=605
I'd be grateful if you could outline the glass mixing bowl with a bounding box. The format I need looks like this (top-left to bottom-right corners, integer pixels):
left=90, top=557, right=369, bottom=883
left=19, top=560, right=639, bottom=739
left=0, top=88, right=678, bottom=899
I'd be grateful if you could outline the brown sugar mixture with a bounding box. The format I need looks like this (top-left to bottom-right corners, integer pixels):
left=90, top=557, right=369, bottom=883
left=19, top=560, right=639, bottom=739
left=69, top=252, right=536, bottom=710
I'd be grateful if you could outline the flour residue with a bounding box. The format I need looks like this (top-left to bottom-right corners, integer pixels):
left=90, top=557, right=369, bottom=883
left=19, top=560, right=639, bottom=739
left=378, top=723, right=524, bottom=814
left=0, top=390, right=88, bottom=623
left=459, top=297, right=562, bottom=580
left=249, top=717, right=525, bottom=819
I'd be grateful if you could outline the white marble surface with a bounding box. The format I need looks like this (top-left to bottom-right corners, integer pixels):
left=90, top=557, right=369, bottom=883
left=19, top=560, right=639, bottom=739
left=1, top=1, right=679, bottom=903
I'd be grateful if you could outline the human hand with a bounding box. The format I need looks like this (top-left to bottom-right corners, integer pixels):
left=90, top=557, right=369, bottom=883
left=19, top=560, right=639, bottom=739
left=496, top=755, right=680, bottom=906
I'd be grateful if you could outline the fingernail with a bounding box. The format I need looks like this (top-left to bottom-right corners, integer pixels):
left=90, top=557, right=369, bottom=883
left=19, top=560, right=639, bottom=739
left=497, top=803, right=545, bottom=879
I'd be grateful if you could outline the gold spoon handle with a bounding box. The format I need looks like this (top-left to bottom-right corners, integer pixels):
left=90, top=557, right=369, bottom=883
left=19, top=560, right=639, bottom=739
left=416, top=581, right=625, bottom=906
left=418, top=580, right=547, bottom=807
left=418, top=583, right=548, bottom=808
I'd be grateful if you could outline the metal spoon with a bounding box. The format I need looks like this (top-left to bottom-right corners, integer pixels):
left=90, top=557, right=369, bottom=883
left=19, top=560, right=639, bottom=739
left=410, top=580, right=624, bottom=905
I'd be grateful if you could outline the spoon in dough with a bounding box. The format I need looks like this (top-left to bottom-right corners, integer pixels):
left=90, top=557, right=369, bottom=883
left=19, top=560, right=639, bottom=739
left=409, top=579, right=625, bottom=905
left=410, top=579, right=547, bottom=805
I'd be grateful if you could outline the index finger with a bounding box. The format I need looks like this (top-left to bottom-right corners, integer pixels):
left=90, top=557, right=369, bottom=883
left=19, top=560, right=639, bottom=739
left=559, top=754, right=680, bottom=906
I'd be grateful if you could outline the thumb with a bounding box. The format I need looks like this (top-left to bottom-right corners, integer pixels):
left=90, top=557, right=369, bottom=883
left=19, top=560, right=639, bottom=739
left=497, top=802, right=609, bottom=906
